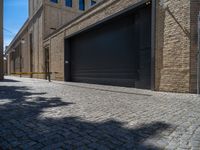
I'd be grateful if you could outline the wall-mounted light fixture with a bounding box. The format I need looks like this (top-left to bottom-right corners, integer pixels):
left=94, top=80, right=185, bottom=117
left=21, top=39, right=26, bottom=44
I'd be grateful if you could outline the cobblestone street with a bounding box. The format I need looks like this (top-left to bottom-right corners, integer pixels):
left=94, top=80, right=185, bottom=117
left=0, top=76, right=200, bottom=149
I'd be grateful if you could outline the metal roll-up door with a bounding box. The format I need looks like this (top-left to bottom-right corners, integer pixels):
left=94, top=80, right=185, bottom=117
left=65, top=4, right=152, bottom=89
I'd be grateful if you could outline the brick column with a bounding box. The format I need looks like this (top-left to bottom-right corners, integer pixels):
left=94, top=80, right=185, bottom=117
left=155, top=0, right=191, bottom=93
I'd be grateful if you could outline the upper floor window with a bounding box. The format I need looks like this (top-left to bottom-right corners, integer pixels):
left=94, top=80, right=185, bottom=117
left=79, top=0, right=85, bottom=11
left=50, top=0, right=58, bottom=3
left=65, top=0, right=72, bottom=7
left=91, top=0, right=96, bottom=6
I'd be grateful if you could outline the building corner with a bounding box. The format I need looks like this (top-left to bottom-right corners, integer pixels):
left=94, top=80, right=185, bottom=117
left=0, top=0, right=3, bottom=80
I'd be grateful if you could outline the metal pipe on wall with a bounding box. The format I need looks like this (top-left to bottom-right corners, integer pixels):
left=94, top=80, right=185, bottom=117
left=197, top=12, right=200, bottom=94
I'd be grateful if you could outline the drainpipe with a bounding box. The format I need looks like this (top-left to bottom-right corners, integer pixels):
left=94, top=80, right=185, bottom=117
left=197, top=12, right=200, bottom=94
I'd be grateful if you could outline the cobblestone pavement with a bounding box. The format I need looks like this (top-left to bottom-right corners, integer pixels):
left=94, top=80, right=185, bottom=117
left=0, top=76, right=200, bottom=150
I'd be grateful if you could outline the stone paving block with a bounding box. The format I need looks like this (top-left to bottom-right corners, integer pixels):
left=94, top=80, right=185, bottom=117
left=0, top=76, right=200, bottom=149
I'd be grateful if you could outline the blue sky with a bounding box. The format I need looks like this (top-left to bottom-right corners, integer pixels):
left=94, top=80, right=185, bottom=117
left=4, top=0, right=28, bottom=49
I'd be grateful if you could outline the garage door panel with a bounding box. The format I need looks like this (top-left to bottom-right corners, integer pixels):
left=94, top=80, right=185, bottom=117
left=72, top=77, right=136, bottom=87
left=72, top=72, right=137, bottom=78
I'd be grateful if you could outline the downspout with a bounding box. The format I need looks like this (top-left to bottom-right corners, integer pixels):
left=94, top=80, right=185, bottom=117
left=197, top=12, right=200, bottom=94
left=151, top=0, right=156, bottom=90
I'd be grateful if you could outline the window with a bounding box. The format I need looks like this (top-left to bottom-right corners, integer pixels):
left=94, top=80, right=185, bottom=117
left=79, top=0, right=85, bottom=11
left=91, top=0, right=96, bottom=6
left=50, top=0, right=58, bottom=3
left=65, top=0, right=72, bottom=7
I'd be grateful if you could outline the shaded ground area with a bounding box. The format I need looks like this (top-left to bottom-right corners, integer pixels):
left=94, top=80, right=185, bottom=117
left=0, top=76, right=200, bottom=149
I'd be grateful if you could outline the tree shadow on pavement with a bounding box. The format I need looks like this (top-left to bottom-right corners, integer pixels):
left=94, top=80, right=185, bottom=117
left=0, top=86, right=46, bottom=100
left=0, top=84, right=172, bottom=150
left=0, top=79, right=21, bottom=82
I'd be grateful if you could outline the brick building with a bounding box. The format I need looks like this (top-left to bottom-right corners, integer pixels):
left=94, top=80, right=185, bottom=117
left=5, top=0, right=200, bottom=93
left=0, top=0, right=3, bottom=80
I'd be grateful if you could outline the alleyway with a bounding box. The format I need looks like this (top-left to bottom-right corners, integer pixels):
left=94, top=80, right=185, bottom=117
left=0, top=76, right=200, bottom=149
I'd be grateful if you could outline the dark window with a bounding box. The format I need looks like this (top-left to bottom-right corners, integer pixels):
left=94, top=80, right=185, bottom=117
left=79, top=0, right=85, bottom=11
left=91, top=0, right=96, bottom=6
left=65, top=0, right=72, bottom=7
left=50, top=0, right=58, bottom=3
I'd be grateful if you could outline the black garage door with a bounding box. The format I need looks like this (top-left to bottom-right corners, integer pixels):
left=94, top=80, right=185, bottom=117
left=65, top=4, right=152, bottom=89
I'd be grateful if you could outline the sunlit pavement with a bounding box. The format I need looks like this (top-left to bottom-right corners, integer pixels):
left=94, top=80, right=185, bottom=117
left=0, top=76, right=200, bottom=150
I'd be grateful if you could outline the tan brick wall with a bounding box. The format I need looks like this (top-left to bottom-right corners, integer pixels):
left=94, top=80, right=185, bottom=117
left=64, top=0, right=144, bottom=37
left=49, top=32, right=65, bottom=81
left=190, top=0, right=200, bottom=93
left=44, top=1, right=82, bottom=37
left=7, top=0, right=82, bottom=80
left=10, top=58, right=14, bottom=74
left=29, top=0, right=43, bottom=17
left=155, top=0, right=191, bottom=93
left=21, top=30, right=29, bottom=73
left=32, top=17, right=40, bottom=78
left=38, top=13, right=45, bottom=79
left=26, top=11, right=45, bottom=79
